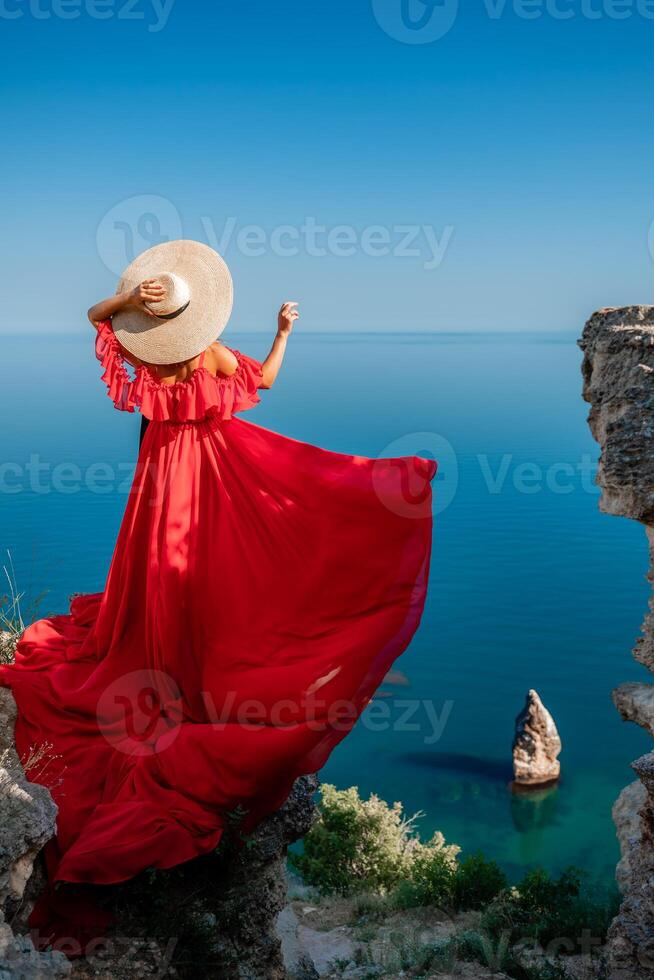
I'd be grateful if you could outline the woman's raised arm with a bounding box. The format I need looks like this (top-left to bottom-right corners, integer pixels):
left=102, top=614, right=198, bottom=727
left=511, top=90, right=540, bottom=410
left=87, top=280, right=166, bottom=329
left=259, top=302, right=299, bottom=389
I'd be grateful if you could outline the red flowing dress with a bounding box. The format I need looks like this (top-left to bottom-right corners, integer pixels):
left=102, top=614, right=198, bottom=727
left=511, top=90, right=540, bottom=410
left=0, top=321, right=436, bottom=954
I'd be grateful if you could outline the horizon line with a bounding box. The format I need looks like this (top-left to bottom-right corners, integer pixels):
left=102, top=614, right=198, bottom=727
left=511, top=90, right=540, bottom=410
left=1, top=327, right=581, bottom=339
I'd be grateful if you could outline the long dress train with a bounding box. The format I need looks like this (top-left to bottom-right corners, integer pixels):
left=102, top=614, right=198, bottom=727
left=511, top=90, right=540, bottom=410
left=0, top=321, right=437, bottom=954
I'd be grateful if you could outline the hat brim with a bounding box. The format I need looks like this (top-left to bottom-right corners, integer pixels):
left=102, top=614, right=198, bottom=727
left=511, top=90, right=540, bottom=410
left=112, top=240, right=233, bottom=365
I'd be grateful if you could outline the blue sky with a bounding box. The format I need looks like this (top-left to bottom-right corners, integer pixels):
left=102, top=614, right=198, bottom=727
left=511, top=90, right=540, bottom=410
left=2, top=0, right=653, bottom=333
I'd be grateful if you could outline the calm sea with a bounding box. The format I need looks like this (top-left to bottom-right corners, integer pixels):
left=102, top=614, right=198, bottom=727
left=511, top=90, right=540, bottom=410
left=1, top=330, right=651, bottom=887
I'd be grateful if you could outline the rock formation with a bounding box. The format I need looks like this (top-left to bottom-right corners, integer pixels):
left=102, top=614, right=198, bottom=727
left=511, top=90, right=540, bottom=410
left=512, top=689, right=561, bottom=786
left=580, top=307, right=654, bottom=979
left=0, top=632, right=71, bottom=977
left=202, top=774, right=319, bottom=979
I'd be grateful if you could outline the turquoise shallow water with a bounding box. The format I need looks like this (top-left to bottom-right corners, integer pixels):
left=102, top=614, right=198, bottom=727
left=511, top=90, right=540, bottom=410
left=1, top=329, right=651, bottom=887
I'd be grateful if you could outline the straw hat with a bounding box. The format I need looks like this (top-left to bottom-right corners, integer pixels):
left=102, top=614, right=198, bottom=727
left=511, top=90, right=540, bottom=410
left=112, top=240, right=233, bottom=365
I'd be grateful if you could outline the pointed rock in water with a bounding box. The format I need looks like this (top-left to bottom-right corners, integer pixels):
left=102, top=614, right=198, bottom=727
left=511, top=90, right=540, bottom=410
left=512, top=690, right=561, bottom=786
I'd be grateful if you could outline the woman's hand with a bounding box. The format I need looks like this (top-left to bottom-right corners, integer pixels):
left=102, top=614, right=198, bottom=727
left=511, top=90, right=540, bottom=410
left=278, top=301, right=299, bottom=337
left=126, top=279, right=167, bottom=316
left=260, top=302, right=299, bottom=388
left=88, top=279, right=167, bottom=328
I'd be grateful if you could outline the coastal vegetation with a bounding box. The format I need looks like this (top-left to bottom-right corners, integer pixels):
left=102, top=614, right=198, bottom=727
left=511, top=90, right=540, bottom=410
left=291, top=784, right=619, bottom=979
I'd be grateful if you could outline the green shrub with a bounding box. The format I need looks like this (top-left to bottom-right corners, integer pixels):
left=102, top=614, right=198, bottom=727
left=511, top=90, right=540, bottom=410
left=479, top=866, right=619, bottom=957
left=446, top=929, right=512, bottom=974
left=445, top=929, right=571, bottom=980
left=391, top=838, right=457, bottom=909
left=350, top=893, right=393, bottom=923
left=381, top=929, right=455, bottom=975
left=453, top=851, right=508, bottom=910
left=293, top=784, right=507, bottom=912
left=291, top=783, right=618, bottom=975
left=290, top=784, right=460, bottom=896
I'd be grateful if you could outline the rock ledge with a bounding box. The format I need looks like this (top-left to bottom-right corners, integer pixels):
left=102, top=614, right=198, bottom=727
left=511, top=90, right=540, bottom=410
left=580, top=307, right=654, bottom=978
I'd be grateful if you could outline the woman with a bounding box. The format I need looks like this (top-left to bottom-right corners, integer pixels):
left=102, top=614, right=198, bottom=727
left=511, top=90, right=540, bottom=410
left=0, top=240, right=437, bottom=955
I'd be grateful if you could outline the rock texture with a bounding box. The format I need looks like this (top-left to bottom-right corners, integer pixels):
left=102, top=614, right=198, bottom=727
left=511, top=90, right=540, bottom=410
left=613, top=781, right=648, bottom=895
left=0, top=632, right=71, bottom=978
left=0, top=632, right=18, bottom=666
left=512, top=689, right=561, bottom=786
left=613, top=683, right=654, bottom=739
left=580, top=306, right=654, bottom=978
left=206, top=774, right=320, bottom=980
left=0, top=910, right=71, bottom=979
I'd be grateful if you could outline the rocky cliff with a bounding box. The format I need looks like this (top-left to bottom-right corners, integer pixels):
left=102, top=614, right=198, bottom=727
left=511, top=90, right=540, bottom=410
left=0, top=661, right=71, bottom=978
left=580, top=307, right=654, bottom=978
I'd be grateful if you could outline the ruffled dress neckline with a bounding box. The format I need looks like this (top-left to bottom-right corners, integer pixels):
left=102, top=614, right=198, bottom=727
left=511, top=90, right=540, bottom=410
left=95, top=319, right=263, bottom=422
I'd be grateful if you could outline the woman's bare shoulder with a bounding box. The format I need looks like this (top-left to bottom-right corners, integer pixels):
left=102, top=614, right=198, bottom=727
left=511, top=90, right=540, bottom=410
left=206, top=341, right=239, bottom=377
